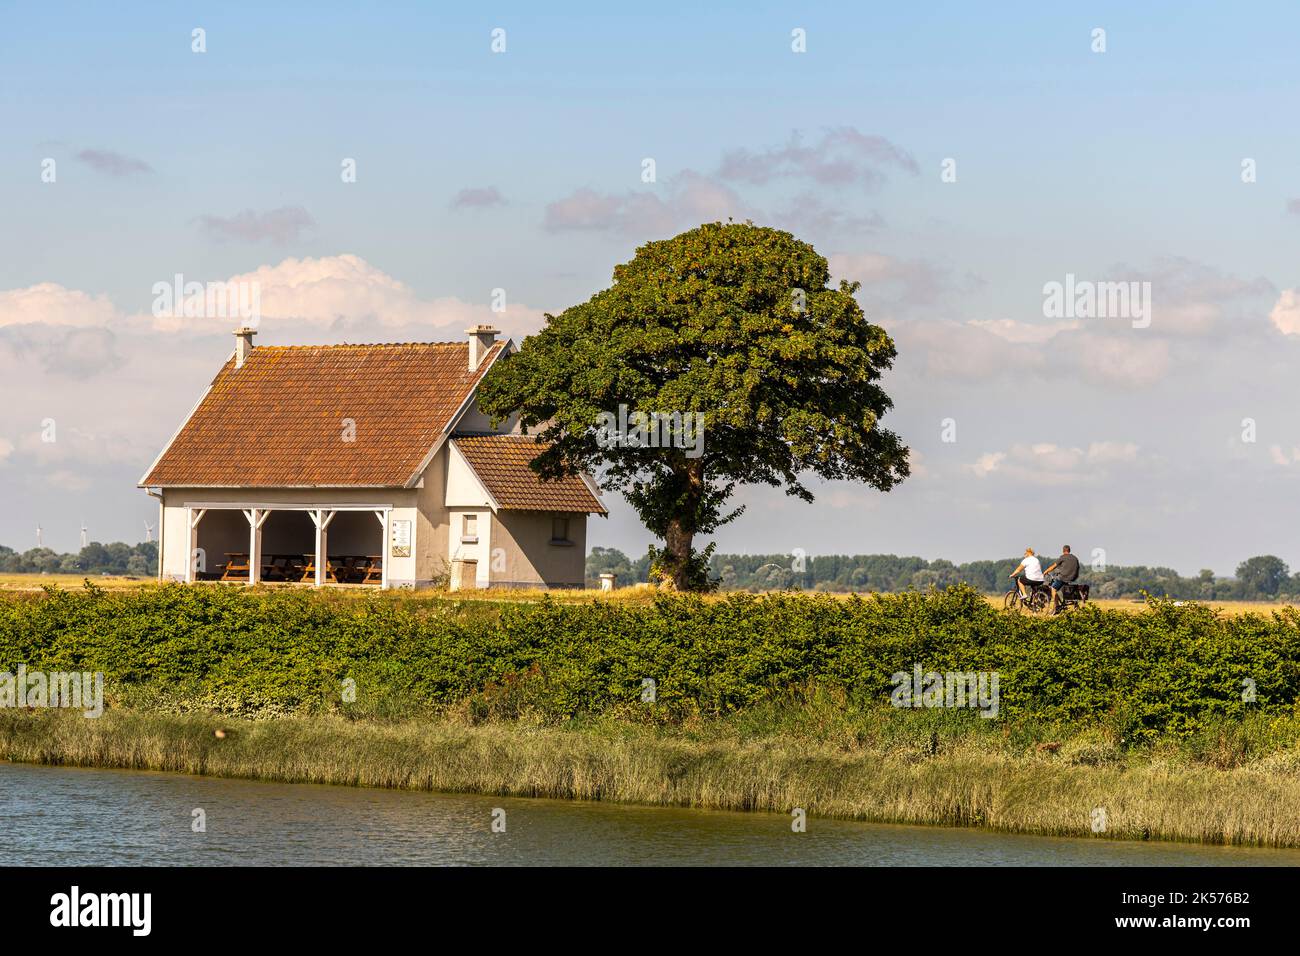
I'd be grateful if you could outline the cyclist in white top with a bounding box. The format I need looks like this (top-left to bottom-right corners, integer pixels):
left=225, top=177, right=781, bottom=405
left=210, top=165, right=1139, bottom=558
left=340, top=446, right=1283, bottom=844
left=1009, top=547, right=1044, bottom=601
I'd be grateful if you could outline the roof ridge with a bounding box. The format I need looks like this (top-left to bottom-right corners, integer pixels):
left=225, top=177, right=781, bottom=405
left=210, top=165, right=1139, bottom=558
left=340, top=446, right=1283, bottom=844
left=248, top=341, right=472, bottom=350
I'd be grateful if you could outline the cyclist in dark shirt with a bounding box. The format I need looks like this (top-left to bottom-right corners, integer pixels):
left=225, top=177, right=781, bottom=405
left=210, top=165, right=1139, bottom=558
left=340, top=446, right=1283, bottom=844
left=1044, top=546, right=1081, bottom=611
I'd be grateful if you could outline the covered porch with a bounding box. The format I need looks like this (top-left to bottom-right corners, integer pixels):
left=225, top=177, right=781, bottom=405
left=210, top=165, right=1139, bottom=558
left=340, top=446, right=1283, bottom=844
left=182, top=503, right=392, bottom=588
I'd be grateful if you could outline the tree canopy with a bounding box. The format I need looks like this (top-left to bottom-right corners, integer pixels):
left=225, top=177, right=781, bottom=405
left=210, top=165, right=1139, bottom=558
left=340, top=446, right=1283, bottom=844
left=478, top=221, right=910, bottom=589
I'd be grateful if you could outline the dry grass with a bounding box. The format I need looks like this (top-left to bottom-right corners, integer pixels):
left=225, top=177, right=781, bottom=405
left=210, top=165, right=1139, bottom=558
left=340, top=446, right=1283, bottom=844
left=5, top=709, right=1300, bottom=847
left=0, top=573, right=156, bottom=592
left=1, top=572, right=1292, bottom=616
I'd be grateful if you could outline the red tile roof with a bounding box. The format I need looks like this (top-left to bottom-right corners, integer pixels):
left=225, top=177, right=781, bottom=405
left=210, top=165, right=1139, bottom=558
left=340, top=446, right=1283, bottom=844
left=452, top=435, right=607, bottom=514
left=141, top=341, right=505, bottom=487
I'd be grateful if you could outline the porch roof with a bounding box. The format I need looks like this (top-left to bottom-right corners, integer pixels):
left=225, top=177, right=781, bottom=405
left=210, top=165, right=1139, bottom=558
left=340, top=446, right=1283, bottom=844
left=452, top=435, right=607, bottom=514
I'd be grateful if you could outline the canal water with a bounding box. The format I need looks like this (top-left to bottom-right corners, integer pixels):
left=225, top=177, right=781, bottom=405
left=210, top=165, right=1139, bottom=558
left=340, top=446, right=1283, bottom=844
left=3, top=761, right=1298, bottom=866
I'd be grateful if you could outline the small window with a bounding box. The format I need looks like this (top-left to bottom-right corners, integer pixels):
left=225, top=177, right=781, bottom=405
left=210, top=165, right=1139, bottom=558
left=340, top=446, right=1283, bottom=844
left=461, top=513, right=478, bottom=543
left=550, top=516, right=571, bottom=545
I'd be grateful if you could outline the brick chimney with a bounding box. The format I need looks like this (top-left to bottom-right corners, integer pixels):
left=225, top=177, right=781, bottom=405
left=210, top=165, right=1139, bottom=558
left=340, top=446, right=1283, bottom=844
left=234, top=327, right=257, bottom=369
left=466, top=325, right=499, bottom=372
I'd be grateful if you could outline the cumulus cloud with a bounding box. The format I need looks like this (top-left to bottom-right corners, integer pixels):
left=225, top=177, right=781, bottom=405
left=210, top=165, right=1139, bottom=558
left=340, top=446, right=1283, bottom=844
left=890, top=319, right=1045, bottom=381
left=221, top=254, right=547, bottom=342
left=0, top=255, right=550, bottom=345
left=543, top=129, right=907, bottom=238
left=1073, top=335, right=1171, bottom=387
left=832, top=251, right=984, bottom=318
left=968, top=318, right=1080, bottom=344
left=543, top=171, right=754, bottom=237
left=717, top=128, right=918, bottom=190
left=772, top=194, right=885, bottom=239
left=0, top=283, right=120, bottom=329
left=196, top=206, right=316, bottom=244
left=1269, top=289, right=1300, bottom=335
left=450, top=187, right=505, bottom=210
left=964, top=442, right=1139, bottom=484
left=75, top=149, right=152, bottom=177
left=40, top=328, right=126, bottom=378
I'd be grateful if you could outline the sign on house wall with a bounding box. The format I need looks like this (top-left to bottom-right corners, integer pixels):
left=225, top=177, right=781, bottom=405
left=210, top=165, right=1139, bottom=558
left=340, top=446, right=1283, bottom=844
left=389, top=519, right=411, bottom=558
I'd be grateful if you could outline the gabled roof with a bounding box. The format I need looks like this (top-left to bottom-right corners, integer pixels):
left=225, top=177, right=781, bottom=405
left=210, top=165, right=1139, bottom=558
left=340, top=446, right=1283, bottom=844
left=452, top=435, right=607, bottom=514
left=140, top=341, right=506, bottom=488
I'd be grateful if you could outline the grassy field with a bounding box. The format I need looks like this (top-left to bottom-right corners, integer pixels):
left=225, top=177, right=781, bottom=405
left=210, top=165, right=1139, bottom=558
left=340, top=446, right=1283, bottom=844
left=0, top=572, right=1292, bottom=616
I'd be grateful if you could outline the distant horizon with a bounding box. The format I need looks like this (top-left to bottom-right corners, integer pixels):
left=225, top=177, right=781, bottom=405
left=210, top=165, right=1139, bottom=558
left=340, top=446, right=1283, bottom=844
left=3, top=535, right=1284, bottom=582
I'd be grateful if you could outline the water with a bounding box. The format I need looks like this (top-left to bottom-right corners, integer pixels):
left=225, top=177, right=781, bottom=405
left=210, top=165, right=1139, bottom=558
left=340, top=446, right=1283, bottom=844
left=3, top=761, right=1298, bottom=866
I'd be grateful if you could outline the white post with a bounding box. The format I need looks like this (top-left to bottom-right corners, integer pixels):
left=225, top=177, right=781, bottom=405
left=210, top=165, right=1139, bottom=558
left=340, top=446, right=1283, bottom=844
left=375, top=509, right=390, bottom=590
left=185, top=508, right=194, bottom=584
left=158, top=498, right=166, bottom=583
left=311, top=509, right=336, bottom=587
left=186, top=508, right=206, bottom=583
left=245, top=508, right=270, bottom=585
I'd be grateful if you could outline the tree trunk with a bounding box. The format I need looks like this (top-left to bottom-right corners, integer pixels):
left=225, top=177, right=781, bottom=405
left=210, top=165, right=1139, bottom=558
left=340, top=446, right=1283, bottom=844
left=663, top=517, right=694, bottom=591
left=661, top=458, right=704, bottom=590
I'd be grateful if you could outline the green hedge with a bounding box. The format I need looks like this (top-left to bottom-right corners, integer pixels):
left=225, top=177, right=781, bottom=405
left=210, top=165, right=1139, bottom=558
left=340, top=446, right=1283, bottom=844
left=2, top=583, right=1298, bottom=737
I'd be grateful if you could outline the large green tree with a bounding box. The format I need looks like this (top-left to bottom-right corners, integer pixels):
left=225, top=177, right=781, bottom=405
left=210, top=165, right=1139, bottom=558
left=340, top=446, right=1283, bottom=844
left=477, top=222, right=910, bottom=590
left=1236, top=555, right=1289, bottom=597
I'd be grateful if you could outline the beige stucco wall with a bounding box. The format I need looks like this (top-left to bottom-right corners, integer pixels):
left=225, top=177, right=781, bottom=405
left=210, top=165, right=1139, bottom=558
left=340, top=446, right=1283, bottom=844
left=490, top=510, right=588, bottom=588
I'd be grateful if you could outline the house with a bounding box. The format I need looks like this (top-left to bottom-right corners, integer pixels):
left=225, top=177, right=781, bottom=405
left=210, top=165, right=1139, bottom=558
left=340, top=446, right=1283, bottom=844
left=138, top=326, right=606, bottom=589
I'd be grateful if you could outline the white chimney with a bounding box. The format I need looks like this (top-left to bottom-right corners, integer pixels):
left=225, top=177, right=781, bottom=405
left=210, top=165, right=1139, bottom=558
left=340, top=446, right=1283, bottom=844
left=466, top=325, right=499, bottom=371
left=234, top=327, right=257, bottom=368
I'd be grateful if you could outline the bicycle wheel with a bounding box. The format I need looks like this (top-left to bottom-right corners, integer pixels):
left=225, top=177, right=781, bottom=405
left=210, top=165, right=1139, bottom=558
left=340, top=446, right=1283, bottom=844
left=1003, top=589, right=1021, bottom=611
left=1029, top=588, right=1051, bottom=613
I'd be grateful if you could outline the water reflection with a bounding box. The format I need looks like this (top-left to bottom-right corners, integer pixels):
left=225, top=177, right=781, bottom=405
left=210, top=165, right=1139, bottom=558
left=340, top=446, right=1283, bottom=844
left=3, top=762, right=1298, bottom=867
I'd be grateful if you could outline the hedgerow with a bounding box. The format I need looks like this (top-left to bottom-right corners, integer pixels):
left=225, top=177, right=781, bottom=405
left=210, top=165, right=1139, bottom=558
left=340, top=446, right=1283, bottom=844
left=2, top=583, right=1298, bottom=738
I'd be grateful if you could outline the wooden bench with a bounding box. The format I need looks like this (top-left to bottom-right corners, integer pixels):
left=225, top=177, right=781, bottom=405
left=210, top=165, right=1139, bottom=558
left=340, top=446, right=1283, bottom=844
left=220, top=553, right=250, bottom=581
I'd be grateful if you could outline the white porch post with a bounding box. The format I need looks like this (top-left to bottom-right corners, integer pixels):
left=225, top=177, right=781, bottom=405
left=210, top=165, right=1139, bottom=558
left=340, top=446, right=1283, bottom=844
left=310, top=509, right=336, bottom=587
left=244, top=508, right=271, bottom=585
left=375, top=509, right=390, bottom=590
left=185, top=508, right=206, bottom=583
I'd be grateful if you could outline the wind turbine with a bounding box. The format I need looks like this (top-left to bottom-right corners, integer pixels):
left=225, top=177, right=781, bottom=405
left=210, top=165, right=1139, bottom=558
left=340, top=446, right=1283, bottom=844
left=144, top=520, right=155, bottom=544
left=80, top=522, right=88, bottom=549
left=36, top=524, right=43, bottom=548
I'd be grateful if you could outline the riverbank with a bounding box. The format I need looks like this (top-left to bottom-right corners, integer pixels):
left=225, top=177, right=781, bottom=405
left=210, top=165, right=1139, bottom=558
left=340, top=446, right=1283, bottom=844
left=6, top=707, right=1300, bottom=847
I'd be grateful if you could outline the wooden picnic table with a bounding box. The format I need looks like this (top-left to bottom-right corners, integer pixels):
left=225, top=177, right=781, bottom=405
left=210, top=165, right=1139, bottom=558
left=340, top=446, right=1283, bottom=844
left=220, top=553, right=250, bottom=581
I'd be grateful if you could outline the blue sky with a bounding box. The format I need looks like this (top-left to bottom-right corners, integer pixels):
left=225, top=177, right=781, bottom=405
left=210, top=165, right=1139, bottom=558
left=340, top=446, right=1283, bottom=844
left=3, top=2, right=1300, bottom=572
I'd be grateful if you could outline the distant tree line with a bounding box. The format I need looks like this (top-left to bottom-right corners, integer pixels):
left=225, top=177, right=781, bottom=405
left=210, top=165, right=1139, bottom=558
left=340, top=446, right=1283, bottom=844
left=0, top=542, right=158, bottom=577
left=587, top=548, right=1300, bottom=602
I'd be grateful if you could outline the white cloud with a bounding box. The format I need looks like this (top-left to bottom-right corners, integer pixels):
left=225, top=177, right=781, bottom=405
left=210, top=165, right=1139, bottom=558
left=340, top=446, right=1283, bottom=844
left=0, top=283, right=121, bottom=329
left=223, top=254, right=547, bottom=342
left=543, top=172, right=754, bottom=237
left=964, top=442, right=1140, bottom=484
left=1074, top=335, right=1170, bottom=387
left=717, top=129, right=918, bottom=189
left=196, top=206, right=316, bottom=244
left=1269, top=289, right=1300, bottom=335
left=969, top=318, right=1080, bottom=344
